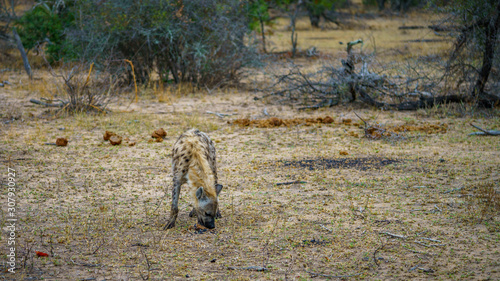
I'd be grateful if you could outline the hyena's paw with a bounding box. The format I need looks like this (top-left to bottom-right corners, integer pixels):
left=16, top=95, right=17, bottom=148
left=164, top=219, right=176, bottom=229
left=216, top=210, right=222, bottom=219
left=189, top=208, right=196, bottom=217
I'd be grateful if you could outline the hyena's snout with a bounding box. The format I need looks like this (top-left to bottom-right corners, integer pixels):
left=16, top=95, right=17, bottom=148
left=199, top=216, right=215, bottom=229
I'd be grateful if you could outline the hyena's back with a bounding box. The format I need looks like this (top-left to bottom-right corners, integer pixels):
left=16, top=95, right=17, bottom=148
left=172, top=129, right=218, bottom=187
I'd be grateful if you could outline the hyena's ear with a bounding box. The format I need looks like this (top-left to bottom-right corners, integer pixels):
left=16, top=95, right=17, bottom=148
left=215, top=184, right=223, bottom=195
left=196, top=187, right=205, bottom=200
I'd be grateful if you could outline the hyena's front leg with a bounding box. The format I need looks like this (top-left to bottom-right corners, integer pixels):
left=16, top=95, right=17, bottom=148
left=164, top=178, right=181, bottom=229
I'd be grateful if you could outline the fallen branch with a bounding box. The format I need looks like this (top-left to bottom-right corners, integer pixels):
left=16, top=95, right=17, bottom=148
left=358, top=87, right=467, bottom=110
left=468, top=123, right=500, bottom=136
left=227, top=266, right=268, bottom=271
left=307, top=271, right=362, bottom=278
left=380, top=232, right=407, bottom=239
left=30, top=99, right=66, bottom=107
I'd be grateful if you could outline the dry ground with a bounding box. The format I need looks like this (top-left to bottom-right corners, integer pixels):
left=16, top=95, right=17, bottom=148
left=1, top=83, right=499, bottom=280
left=1, top=10, right=500, bottom=281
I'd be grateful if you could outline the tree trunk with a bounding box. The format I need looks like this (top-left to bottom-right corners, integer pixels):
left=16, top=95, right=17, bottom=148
left=12, top=28, right=32, bottom=79
left=307, top=9, right=320, bottom=28
left=259, top=15, right=267, bottom=53
left=472, top=2, right=500, bottom=97
left=377, top=0, right=386, bottom=11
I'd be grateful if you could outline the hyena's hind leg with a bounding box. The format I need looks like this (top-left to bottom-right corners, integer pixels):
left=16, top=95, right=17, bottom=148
left=164, top=176, right=182, bottom=229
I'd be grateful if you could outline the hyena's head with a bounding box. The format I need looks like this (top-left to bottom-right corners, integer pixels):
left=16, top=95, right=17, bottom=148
left=195, top=184, right=223, bottom=229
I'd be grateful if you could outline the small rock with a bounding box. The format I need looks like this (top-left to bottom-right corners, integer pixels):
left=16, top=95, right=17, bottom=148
left=128, top=141, right=136, bottom=147
left=56, top=137, right=68, bottom=146
left=58, top=127, right=65, bottom=130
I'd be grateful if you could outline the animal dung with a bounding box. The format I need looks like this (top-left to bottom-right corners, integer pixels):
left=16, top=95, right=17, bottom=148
left=342, top=118, right=352, bottom=125
left=103, top=131, right=116, bottom=141
left=323, top=116, right=334, bottom=123
left=56, top=137, right=68, bottom=146
left=109, top=135, right=122, bottom=145
left=231, top=116, right=335, bottom=128
left=155, top=137, right=163, bottom=142
left=152, top=128, right=167, bottom=139
left=364, top=123, right=448, bottom=139
left=128, top=141, right=136, bottom=147
left=339, top=150, right=349, bottom=155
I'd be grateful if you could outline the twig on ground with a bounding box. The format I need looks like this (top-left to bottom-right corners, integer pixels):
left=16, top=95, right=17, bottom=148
left=420, top=237, right=442, bottom=243
left=405, top=247, right=433, bottom=255
left=319, top=224, right=333, bottom=232
left=307, top=271, right=362, bottom=278
left=409, top=264, right=420, bottom=271
left=373, top=245, right=384, bottom=267
left=443, top=187, right=464, bottom=194
left=227, top=266, right=268, bottom=271
left=409, top=264, right=435, bottom=273
left=380, top=232, right=407, bottom=239
left=139, top=248, right=152, bottom=280
left=276, top=180, right=307, bottom=186
left=206, top=111, right=235, bottom=118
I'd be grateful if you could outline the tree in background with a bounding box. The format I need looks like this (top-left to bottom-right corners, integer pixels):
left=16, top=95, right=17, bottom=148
left=304, top=0, right=343, bottom=28
left=248, top=0, right=272, bottom=53
left=363, top=0, right=423, bottom=13
left=442, top=0, right=500, bottom=105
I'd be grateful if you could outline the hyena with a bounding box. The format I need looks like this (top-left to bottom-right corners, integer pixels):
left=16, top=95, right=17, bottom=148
left=164, top=129, right=223, bottom=229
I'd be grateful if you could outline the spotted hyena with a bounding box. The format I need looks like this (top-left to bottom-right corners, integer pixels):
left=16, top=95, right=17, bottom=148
left=164, top=129, right=223, bottom=229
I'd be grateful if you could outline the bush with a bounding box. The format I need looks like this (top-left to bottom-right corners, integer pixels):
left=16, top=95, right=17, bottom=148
left=66, top=0, right=258, bottom=87
left=15, top=1, right=75, bottom=63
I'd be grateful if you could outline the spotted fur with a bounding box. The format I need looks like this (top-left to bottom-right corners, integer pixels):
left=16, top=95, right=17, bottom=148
left=164, top=129, right=222, bottom=229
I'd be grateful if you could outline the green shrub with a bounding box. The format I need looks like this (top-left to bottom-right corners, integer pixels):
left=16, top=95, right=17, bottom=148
left=67, top=0, right=259, bottom=87
left=15, top=2, right=75, bottom=63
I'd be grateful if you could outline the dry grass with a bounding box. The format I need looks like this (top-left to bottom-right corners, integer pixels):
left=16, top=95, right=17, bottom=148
left=266, top=12, right=451, bottom=62
left=1, top=84, right=499, bottom=280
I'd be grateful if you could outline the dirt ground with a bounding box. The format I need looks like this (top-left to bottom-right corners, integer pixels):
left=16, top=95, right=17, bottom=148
left=1, top=80, right=499, bottom=280
left=1, top=9, right=500, bottom=281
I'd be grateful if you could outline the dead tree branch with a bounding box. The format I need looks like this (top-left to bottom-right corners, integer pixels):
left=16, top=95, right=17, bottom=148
left=469, top=123, right=500, bottom=136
